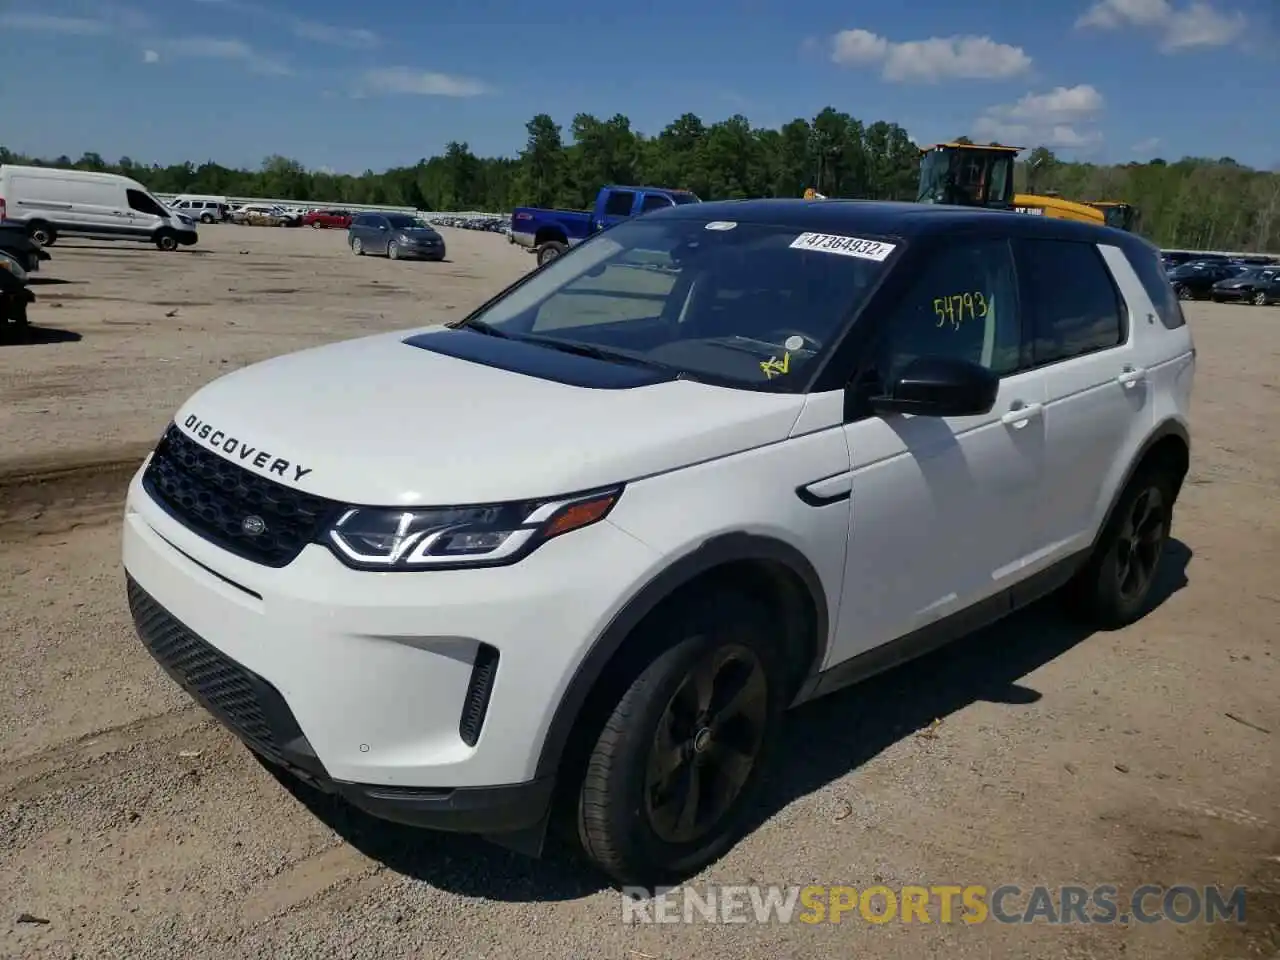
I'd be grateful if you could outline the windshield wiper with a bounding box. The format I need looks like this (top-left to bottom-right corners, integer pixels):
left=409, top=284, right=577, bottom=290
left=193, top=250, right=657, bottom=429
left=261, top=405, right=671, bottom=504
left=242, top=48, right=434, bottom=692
left=452, top=318, right=515, bottom=339
left=521, top=336, right=662, bottom=368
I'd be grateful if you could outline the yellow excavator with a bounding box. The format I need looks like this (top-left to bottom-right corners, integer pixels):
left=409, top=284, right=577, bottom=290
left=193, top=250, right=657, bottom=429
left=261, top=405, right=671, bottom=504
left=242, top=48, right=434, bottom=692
left=915, top=142, right=1140, bottom=230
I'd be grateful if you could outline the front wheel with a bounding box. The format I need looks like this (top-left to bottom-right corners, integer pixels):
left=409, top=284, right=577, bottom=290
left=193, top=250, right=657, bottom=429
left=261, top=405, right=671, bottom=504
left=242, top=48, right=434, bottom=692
left=388, top=241, right=400, bottom=260
left=155, top=230, right=179, bottom=251
left=575, top=590, right=786, bottom=886
left=1174, top=283, right=1192, bottom=301
left=351, top=237, right=363, bottom=256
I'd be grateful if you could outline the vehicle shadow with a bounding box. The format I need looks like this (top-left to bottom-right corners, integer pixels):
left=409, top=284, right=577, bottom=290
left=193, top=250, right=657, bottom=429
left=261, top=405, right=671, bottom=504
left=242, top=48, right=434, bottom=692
left=275, top=539, right=1192, bottom=902
left=0, top=326, right=83, bottom=345
left=28, top=277, right=81, bottom=286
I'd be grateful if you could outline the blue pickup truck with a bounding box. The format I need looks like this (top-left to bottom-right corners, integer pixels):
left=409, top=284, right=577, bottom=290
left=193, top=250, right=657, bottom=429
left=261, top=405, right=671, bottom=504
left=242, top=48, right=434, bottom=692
left=510, top=184, right=700, bottom=266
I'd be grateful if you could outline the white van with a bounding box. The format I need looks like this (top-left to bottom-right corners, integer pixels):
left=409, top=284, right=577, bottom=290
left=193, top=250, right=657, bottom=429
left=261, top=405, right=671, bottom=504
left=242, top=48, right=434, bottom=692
left=0, top=165, right=199, bottom=250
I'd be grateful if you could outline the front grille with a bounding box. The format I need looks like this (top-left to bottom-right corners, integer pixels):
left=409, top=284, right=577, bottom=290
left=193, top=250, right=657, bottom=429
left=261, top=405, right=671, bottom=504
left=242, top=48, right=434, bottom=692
left=127, top=575, right=278, bottom=754
left=142, top=424, right=339, bottom=567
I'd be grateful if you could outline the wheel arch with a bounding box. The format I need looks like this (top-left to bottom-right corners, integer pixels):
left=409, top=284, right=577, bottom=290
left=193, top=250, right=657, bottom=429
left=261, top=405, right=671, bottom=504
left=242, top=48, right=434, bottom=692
left=1092, top=418, right=1190, bottom=552
left=533, top=532, right=830, bottom=782
left=534, top=226, right=568, bottom=248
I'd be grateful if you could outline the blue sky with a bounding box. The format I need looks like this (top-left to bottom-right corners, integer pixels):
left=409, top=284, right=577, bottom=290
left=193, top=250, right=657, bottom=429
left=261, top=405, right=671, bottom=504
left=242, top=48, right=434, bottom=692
left=1, top=0, right=1276, bottom=173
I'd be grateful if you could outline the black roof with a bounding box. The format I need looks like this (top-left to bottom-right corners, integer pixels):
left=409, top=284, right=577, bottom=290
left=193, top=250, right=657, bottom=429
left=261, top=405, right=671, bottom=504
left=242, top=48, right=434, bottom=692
left=650, top=198, right=1157, bottom=252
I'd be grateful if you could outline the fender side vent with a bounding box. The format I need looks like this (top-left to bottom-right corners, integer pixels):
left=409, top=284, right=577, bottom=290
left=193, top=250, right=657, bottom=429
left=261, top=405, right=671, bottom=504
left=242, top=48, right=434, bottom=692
left=459, top=643, right=500, bottom=747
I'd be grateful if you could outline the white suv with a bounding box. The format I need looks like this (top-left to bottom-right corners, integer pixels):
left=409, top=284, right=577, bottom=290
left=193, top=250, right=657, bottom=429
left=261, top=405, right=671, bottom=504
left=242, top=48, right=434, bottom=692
left=122, top=200, right=1194, bottom=885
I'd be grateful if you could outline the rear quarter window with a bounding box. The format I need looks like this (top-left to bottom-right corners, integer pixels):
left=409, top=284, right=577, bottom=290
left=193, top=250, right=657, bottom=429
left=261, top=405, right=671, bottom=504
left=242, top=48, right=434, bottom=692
left=1127, top=247, right=1187, bottom=329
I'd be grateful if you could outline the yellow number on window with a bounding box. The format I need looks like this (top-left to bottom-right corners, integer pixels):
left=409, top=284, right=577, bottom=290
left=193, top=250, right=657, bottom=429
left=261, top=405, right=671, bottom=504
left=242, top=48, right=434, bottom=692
left=934, top=298, right=947, bottom=327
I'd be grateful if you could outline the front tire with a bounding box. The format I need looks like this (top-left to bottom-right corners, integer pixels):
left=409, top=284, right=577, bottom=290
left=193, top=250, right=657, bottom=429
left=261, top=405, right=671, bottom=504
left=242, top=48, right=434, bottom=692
left=1174, top=283, right=1192, bottom=301
left=155, top=230, right=179, bottom=251
left=575, top=590, right=786, bottom=886
left=1065, top=465, right=1176, bottom=628
left=351, top=237, right=364, bottom=256
left=388, top=241, right=400, bottom=260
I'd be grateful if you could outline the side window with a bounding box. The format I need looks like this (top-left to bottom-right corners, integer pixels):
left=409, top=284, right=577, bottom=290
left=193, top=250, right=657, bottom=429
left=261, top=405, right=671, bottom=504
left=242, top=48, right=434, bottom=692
left=1126, top=246, right=1186, bottom=329
left=126, top=189, right=166, bottom=217
left=874, top=239, right=1022, bottom=383
left=640, top=193, right=673, bottom=213
left=603, top=191, right=635, bottom=217
left=1020, top=239, right=1124, bottom=365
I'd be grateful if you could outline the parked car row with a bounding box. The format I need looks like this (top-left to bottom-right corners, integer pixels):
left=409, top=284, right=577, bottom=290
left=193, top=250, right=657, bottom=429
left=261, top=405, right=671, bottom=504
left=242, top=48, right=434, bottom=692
left=1163, top=255, right=1280, bottom=305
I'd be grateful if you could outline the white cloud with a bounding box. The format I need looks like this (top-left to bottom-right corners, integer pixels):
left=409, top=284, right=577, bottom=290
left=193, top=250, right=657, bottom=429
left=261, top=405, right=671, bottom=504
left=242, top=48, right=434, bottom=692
left=186, top=0, right=378, bottom=48
left=1131, top=136, right=1162, bottom=154
left=142, top=48, right=160, bottom=63
left=157, top=36, right=292, bottom=75
left=831, top=29, right=1032, bottom=82
left=359, top=67, right=489, bottom=97
left=1076, top=0, right=1247, bottom=51
left=972, top=84, right=1106, bottom=150
left=0, top=13, right=115, bottom=34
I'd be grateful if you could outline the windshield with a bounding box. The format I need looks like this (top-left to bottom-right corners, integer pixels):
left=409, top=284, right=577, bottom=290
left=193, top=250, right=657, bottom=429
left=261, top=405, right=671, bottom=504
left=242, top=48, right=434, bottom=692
left=463, top=216, right=897, bottom=389
left=671, top=193, right=701, bottom=205
left=387, top=214, right=425, bottom=229
left=917, top=149, right=1012, bottom=207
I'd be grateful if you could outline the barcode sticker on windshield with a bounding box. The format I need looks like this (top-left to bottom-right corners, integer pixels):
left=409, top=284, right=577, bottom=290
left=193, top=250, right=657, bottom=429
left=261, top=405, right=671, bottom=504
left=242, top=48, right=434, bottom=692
left=789, top=232, right=895, bottom=261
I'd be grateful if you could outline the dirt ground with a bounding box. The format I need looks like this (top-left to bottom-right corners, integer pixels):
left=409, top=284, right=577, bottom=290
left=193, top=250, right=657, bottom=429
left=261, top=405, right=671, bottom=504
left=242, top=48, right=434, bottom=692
left=0, top=224, right=1276, bottom=959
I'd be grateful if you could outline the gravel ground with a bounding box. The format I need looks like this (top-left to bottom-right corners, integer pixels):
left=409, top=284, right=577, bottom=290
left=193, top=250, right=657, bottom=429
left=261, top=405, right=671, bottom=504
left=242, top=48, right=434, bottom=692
left=0, top=225, right=1276, bottom=959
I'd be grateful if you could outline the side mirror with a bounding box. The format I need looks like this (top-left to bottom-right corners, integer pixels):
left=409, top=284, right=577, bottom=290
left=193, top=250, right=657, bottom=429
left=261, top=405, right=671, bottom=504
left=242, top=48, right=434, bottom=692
left=869, top=356, right=998, bottom=418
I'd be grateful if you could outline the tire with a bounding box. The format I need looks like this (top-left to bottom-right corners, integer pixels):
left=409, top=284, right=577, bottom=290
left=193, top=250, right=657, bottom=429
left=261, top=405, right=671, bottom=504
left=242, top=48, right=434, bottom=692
left=351, top=237, right=364, bottom=256
left=575, top=590, right=787, bottom=886
left=200, top=213, right=214, bottom=224
left=388, top=241, right=400, bottom=260
left=155, top=230, right=179, bottom=252
left=1064, top=464, right=1177, bottom=628
left=311, top=221, right=322, bottom=229
left=537, top=240, right=568, bottom=267
left=28, top=222, right=56, bottom=247
left=1253, top=291, right=1267, bottom=306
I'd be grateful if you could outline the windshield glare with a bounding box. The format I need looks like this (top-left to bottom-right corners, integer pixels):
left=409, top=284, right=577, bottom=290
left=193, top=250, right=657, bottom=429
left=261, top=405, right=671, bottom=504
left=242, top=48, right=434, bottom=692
left=387, top=214, right=424, bottom=229
left=466, top=217, right=897, bottom=388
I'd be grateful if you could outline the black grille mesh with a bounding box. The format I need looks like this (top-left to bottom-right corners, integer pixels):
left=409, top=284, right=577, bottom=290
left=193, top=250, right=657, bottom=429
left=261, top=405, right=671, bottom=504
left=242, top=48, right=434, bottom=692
left=142, top=424, right=338, bottom=567
left=459, top=644, right=500, bottom=747
left=127, top=575, right=278, bottom=754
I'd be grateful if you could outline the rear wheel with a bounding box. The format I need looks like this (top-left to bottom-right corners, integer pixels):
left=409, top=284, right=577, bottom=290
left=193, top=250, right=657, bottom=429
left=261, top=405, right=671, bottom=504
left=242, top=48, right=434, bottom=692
left=537, top=240, right=567, bottom=267
left=351, top=237, right=364, bottom=256
left=311, top=221, right=322, bottom=229
left=575, top=590, right=786, bottom=886
left=1064, top=465, right=1176, bottom=628
left=1253, top=291, right=1267, bottom=306
left=200, top=212, right=215, bottom=224
left=1174, top=283, right=1191, bottom=300
left=28, top=222, right=56, bottom=247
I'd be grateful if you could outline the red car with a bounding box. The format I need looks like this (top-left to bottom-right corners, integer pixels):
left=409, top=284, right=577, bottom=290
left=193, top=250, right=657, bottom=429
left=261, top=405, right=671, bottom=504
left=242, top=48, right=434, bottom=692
left=302, top=209, right=354, bottom=229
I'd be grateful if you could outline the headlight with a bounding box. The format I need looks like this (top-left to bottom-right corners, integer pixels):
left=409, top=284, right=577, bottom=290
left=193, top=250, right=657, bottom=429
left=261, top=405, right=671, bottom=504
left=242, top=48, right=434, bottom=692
left=325, top=487, right=622, bottom=570
left=0, top=255, right=28, bottom=283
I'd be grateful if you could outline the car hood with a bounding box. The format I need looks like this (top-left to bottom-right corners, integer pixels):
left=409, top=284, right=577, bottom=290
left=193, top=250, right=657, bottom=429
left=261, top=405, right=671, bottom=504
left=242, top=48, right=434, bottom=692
left=397, top=228, right=441, bottom=239
left=1213, top=278, right=1248, bottom=288
left=171, top=328, right=806, bottom=506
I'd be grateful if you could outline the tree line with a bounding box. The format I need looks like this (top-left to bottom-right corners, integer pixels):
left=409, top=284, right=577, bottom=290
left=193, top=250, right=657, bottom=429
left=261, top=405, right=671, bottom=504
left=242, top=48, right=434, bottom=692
left=3, top=107, right=1277, bottom=251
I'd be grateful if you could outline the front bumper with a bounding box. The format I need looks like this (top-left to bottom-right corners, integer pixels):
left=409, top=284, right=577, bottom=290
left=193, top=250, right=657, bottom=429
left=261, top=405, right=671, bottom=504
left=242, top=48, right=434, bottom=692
left=121, top=463, right=660, bottom=830
left=398, top=242, right=445, bottom=259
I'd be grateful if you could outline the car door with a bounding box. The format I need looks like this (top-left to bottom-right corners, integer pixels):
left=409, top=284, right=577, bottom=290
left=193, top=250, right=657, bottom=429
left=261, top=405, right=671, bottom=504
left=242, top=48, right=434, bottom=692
left=1015, top=238, right=1152, bottom=569
left=125, top=188, right=166, bottom=238
left=832, top=236, right=1046, bottom=664
left=598, top=190, right=636, bottom=232
left=364, top=215, right=388, bottom=253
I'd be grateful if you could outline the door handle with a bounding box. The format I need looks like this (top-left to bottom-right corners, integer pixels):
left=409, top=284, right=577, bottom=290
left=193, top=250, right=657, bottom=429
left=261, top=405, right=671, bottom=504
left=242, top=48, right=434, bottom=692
left=1117, top=365, right=1147, bottom=388
left=1001, top=402, right=1043, bottom=427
